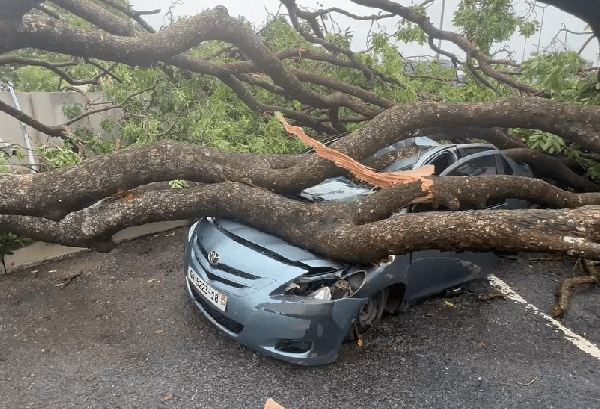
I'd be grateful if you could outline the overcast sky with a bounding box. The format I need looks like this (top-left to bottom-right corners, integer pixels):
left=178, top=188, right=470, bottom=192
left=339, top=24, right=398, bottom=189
left=130, top=0, right=599, bottom=64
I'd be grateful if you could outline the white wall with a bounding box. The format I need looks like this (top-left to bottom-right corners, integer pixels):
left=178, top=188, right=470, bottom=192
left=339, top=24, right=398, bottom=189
left=0, top=91, right=121, bottom=171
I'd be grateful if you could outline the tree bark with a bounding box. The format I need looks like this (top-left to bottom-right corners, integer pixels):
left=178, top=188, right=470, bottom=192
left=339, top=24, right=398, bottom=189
left=1, top=180, right=599, bottom=262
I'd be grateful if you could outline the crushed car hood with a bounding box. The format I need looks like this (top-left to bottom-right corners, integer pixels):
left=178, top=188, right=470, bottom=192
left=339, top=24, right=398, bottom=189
left=211, top=218, right=345, bottom=270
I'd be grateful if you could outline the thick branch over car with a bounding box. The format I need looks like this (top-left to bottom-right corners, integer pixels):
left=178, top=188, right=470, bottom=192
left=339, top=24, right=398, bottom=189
left=1, top=181, right=600, bottom=262
left=2, top=97, right=600, bottom=220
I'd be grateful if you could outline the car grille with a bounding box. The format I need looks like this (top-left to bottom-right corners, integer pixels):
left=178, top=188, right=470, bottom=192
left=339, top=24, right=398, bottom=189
left=193, top=251, right=247, bottom=288
left=189, top=282, right=244, bottom=334
left=196, top=236, right=259, bottom=280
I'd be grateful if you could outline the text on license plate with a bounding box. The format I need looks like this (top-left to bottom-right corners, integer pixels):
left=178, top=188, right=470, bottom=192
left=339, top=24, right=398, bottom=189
left=187, top=268, right=228, bottom=311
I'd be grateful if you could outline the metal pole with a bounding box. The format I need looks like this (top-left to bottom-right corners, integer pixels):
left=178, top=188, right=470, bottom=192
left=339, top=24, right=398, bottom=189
left=436, top=0, right=446, bottom=59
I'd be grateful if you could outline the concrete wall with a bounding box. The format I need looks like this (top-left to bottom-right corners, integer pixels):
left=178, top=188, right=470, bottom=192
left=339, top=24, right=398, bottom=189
left=2, top=220, right=190, bottom=274
left=0, top=90, right=146, bottom=274
left=0, top=91, right=121, bottom=171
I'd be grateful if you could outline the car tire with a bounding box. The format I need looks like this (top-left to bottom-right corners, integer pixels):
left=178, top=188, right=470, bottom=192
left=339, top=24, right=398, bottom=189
left=349, top=288, right=389, bottom=340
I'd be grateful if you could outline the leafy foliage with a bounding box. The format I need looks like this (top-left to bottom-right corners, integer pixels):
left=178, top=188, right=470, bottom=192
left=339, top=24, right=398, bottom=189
left=169, top=180, right=190, bottom=189
left=521, top=52, right=588, bottom=98
left=36, top=145, right=81, bottom=170
left=0, top=231, right=31, bottom=270
left=453, top=0, right=538, bottom=54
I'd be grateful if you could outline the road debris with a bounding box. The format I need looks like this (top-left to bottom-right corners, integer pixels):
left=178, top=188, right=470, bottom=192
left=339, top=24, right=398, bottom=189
left=552, top=260, right=599, bottom=318
left=265, top=398, right=284, bottom=409
left=58, top=270, right=84, bottom=289
left=478, top=293, right=506, bottom=302
left=516, top=377, right=538, bottom=386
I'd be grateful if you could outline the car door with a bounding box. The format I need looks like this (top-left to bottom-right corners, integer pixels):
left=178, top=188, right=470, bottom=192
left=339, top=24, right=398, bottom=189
left=404, top=151, right=503, bottom=304
left=441, top=151, right=530, bottom=209
left=440, top=150, right=500, bottom=177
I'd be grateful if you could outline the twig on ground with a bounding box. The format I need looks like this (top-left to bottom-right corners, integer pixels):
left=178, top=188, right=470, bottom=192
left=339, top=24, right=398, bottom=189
left=516, top=377, right=538, bottom=386
left=478, top=293, right=506, bottom=302
left=552, top=260, right=599, bottom=318
left=59, top=270, right=85, bottom=289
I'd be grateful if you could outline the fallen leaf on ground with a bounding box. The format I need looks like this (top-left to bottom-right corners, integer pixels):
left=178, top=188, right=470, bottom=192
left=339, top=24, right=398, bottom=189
left=444, top=300, right=455, bottom=307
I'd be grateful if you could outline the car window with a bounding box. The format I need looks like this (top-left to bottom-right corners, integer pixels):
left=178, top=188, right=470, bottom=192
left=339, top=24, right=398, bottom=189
left=499, top=156, right=514, bottom=175
left=461, top=146, right=495, bottom=157
left=443, top=154, right=498, bottom=176
left=429, top=151, right=455, bottom=175
left=299, top=177, right=371, bottom=203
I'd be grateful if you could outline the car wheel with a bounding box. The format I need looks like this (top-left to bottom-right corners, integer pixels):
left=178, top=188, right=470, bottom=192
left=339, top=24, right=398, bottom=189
left=349, top=288, right=388, bottom=340
left=444, top=286, right=465, bottom=297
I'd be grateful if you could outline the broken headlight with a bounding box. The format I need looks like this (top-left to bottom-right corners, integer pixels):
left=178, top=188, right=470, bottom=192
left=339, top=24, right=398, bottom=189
left=283, top=268, right=366, bottom=300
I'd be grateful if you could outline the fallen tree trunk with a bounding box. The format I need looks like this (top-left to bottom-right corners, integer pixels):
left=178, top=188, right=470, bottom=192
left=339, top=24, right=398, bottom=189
left=2, top=97, right=600, bottom=220
left=1, top=180, right=599, bottom=262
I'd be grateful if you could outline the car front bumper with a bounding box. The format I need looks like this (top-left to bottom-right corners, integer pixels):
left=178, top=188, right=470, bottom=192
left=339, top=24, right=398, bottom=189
left=184, top=264, right=367, bottom=366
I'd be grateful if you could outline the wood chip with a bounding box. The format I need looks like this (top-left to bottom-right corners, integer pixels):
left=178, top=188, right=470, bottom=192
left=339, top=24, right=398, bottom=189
left=264, top=398, right=285, bottom=409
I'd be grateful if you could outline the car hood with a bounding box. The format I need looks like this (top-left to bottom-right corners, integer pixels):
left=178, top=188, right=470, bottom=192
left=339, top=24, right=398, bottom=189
left=211, top=218, right=346, bottom=270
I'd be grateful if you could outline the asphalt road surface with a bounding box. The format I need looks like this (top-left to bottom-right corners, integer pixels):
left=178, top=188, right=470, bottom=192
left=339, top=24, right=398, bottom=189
left=1, top=228, right=598, bottom=408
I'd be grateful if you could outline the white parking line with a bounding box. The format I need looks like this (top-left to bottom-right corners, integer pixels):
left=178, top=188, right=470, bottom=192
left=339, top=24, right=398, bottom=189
left=488, top=274, right=600, bottom=362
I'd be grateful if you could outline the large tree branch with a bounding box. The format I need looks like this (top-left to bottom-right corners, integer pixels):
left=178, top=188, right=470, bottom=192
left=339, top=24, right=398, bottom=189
left=0, top=0, right=44, bottom=52
left=51, top=0, right=135, bottom=36
left=0, top=0, right=43, bottom=21
left=5, top=6, right=370, bottom=132
left=2, top=97, right=600, bottom=219
left=13, top=8, right=232, bottom=64
left=1, top=182, right=599, bottom=263
left=503, top=148, right=600, bottom=193
left=14, top=8, right=347, bottom=115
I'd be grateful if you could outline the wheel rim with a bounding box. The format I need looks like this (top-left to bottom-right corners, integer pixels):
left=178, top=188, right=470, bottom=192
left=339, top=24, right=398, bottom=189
left=353, top=289, right=388, bottom=339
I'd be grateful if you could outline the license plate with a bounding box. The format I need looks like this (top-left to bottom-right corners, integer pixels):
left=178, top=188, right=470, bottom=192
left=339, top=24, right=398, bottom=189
left=187, top=268, right=228, bottom=311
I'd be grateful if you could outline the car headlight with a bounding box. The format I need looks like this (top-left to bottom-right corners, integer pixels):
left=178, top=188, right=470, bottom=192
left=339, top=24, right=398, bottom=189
left=281, top=268, right=366, bottom=300
left=311, top=286, right=332, bottom=300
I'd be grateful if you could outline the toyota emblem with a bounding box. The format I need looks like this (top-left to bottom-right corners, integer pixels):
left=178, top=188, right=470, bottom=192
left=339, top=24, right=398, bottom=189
left=208, top=251, right=220, bottom=265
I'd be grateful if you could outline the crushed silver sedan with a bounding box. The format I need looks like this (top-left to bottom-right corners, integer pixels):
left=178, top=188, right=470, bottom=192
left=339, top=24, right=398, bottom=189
left=184, top=137, right=532, bottom=365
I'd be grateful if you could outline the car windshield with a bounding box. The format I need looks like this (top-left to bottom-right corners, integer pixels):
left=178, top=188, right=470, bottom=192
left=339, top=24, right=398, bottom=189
left=299, top=177, right=372, bottom=203
left=299, top=136, right=439, bottom=203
